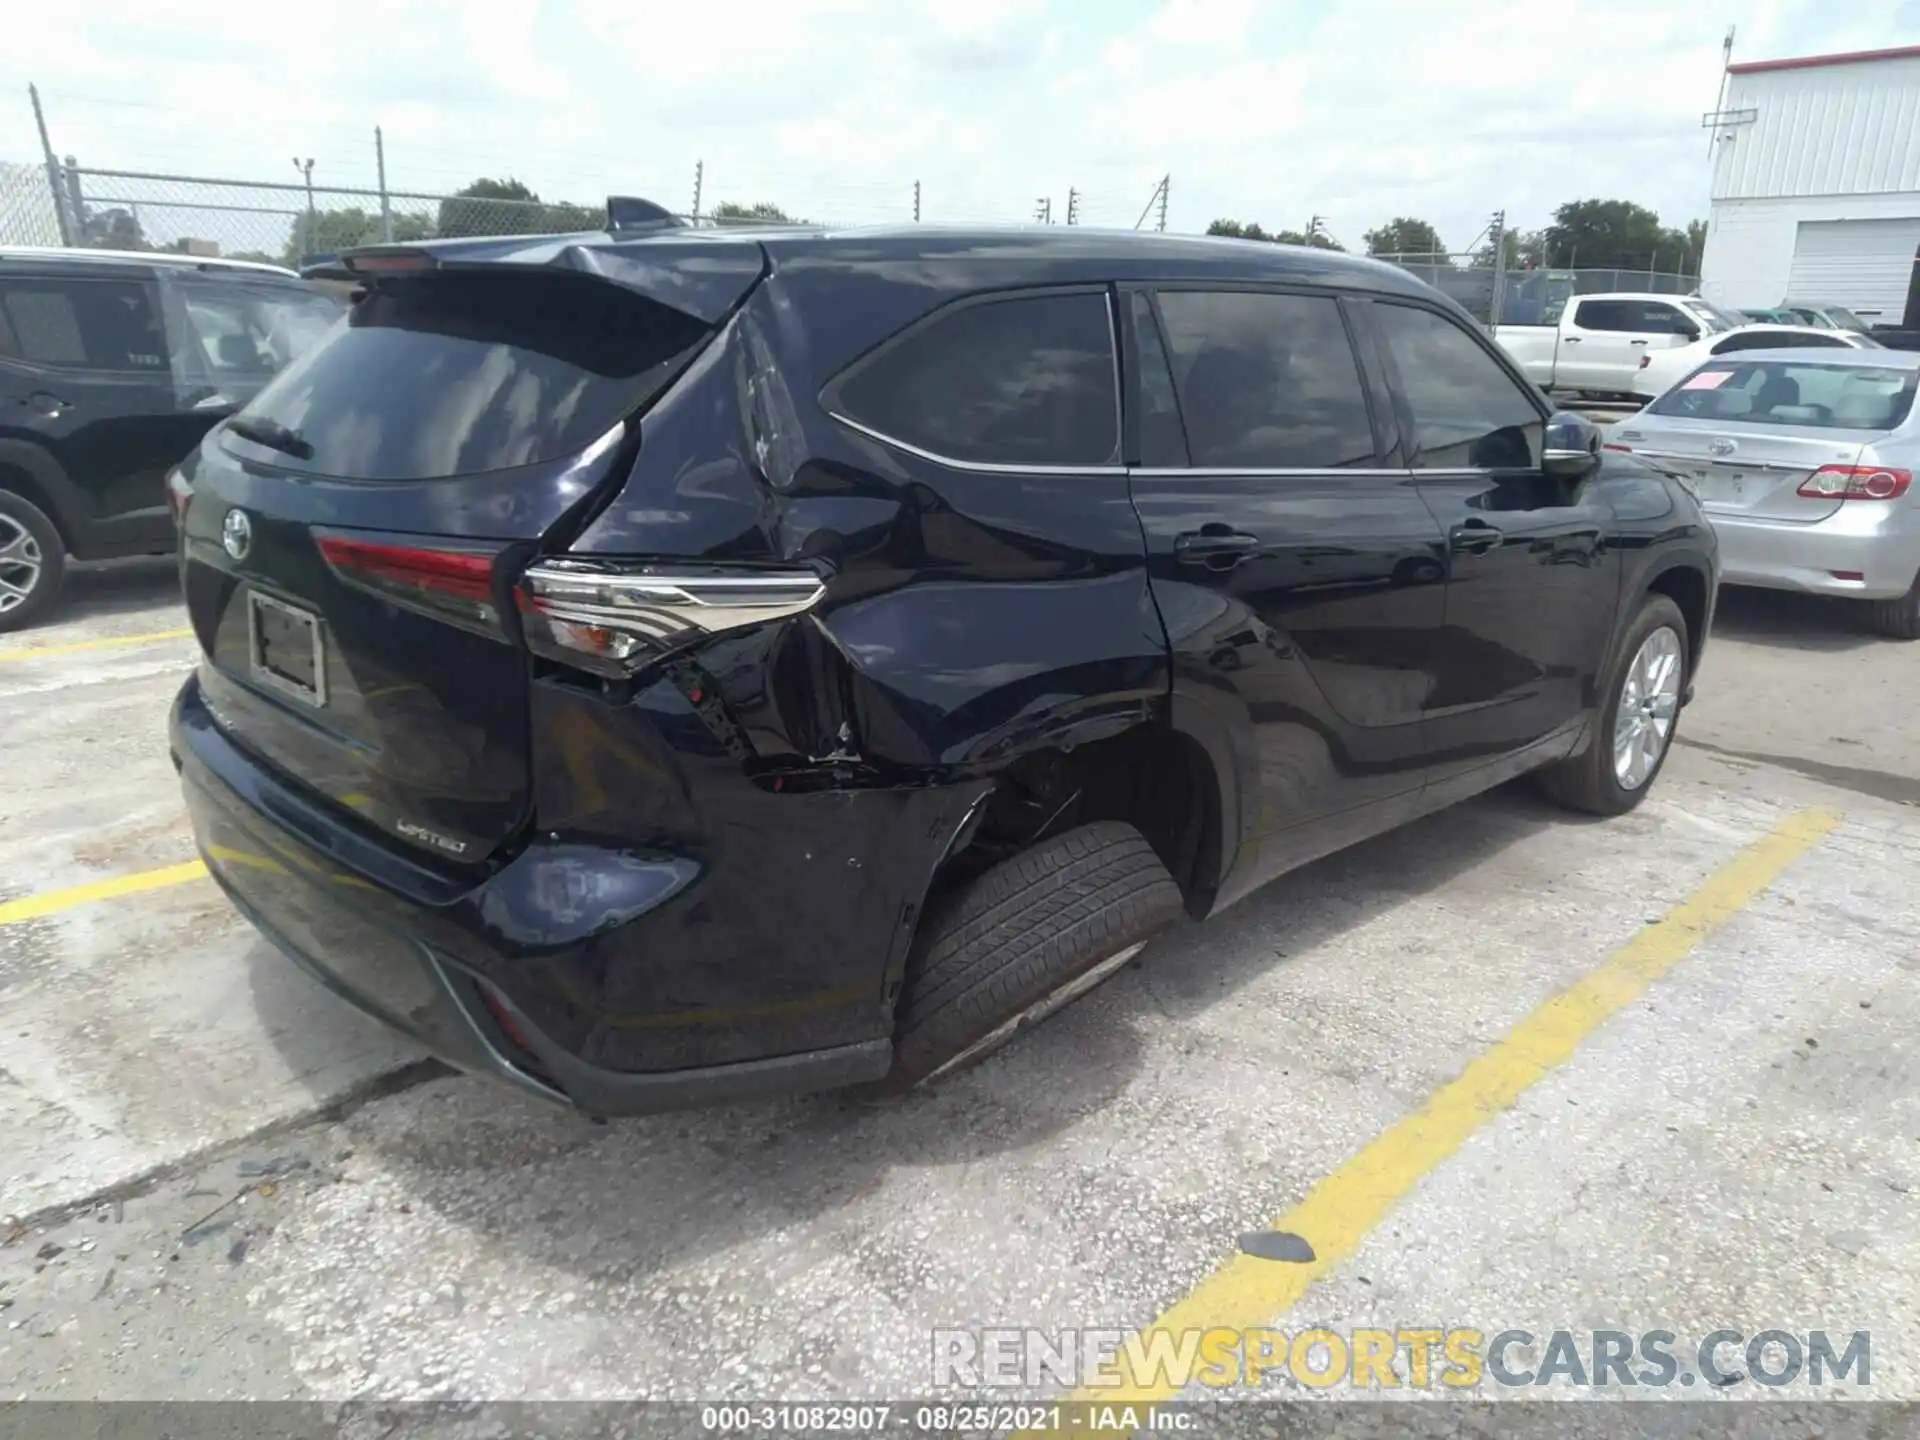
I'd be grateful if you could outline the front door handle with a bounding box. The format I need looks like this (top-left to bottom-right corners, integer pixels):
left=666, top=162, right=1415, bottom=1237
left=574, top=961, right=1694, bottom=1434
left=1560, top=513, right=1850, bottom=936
left=20, top=390, right=72, bottom=415
left=1174, top=528, right=1261, bottom=567
left=1562, top=336, right=1582, bottom=343
left=1449, top=520, right=1503, bottom=555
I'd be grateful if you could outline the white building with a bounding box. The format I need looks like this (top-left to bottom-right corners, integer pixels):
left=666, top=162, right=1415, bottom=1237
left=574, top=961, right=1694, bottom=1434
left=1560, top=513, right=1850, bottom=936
left=1698, top=44, right=1920, bottom=326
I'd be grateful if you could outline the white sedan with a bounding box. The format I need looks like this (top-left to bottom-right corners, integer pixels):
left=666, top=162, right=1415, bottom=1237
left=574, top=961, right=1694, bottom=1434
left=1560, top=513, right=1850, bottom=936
left=1631, top=323, right=1883, bottom=400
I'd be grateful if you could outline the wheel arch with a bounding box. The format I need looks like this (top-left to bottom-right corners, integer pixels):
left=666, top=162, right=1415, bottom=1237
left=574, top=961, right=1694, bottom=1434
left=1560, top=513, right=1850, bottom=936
left=1641, top=557, right=1713, bottom=676
left=0, top=439, right=84, bottom=553
left=917, top=713, right=1230, bottom=928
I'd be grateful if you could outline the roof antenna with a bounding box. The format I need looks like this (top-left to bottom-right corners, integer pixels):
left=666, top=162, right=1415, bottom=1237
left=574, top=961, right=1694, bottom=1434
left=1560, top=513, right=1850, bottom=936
left=607, top=196, right=686, bottom=232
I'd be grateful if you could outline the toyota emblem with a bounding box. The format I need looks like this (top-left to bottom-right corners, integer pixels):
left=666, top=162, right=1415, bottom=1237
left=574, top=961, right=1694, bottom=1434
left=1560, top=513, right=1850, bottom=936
left=222, top=508, right=252, bottom=561
left=1708, top=439, right=1736, bottom=457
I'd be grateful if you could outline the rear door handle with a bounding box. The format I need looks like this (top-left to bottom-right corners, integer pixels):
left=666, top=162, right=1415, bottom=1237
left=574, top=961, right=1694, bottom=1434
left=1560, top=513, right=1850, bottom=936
left=1174, top=529, right=1260, bottom=566
left=1562, top=336, right=1582, bottom=343
left=1448, top=520, right=1502, bottom=555
left=1629, top=338, right=1650, bottom=346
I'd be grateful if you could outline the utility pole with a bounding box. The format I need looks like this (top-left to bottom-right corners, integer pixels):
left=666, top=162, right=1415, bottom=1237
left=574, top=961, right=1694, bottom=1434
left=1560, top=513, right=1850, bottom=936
left=1708, top=25, right=1735, bottom=159
left=913, top=179, right=921, bottom=223
left=1034, top=196, right=1052, bottom=224
left=375, top=127, right=393, bottom=242
left=1487, top=208, right=1508, bottom=327
left=1156, top=174, right=1169, bottom=232
left=1065, top=187, right=1080, bottom=226
left=29, top=85, right=71, bottom=246
left=1306, top=214, right=1324, bottom=247
left=292, top=157, right=316, bottom=260
left=691, top=160, right=704, bottom=222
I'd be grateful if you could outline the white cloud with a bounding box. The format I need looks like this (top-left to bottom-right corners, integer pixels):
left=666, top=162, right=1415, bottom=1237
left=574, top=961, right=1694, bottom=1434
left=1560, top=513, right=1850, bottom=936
left=0, top=0, right=1911, bottom=249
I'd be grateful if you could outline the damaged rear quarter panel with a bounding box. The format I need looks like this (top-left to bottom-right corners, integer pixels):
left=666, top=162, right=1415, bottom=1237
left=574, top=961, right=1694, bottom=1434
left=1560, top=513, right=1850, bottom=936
left=535, top=267, right=1173, bottom=1063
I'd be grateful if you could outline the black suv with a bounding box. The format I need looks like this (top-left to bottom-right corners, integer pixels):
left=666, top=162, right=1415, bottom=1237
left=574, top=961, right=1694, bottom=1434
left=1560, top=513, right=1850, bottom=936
left=0, top=248, right=343, bottom=630
left=168, top=218, right=1718, bottom=1115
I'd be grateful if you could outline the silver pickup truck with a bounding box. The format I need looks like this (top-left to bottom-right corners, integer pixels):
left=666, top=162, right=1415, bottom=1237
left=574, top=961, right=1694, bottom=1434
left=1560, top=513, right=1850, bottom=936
left=1494, top=293, right=1746, bottom=396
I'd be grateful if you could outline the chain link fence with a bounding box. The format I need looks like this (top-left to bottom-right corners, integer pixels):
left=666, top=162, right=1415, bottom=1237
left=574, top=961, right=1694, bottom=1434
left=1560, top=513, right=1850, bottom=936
left=1371, top=253, right=1700, bottom=327
left=0, top=160, right=64, bottom=247
left=6, top=162, right=857, bottom=268
left=4, top=159, right=1699, bottom=323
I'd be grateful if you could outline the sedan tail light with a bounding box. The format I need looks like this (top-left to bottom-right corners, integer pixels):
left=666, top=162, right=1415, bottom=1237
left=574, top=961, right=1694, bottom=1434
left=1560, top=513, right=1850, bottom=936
left=1796, top=466, right=1912, bottom=501
left=516, top=560, right=826, bottom=677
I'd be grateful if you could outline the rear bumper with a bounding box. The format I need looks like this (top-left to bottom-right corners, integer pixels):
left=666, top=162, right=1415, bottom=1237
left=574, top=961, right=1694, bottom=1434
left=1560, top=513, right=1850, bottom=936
left=1712, top=507, right=1920, bottom=600
left=171, top=677, right=898, bottom=1115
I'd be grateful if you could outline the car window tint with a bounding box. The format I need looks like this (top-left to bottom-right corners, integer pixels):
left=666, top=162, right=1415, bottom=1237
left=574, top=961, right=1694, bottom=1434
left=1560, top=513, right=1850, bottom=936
left=1374, top=303, right=1544, bottom=469
left=0, top=277, right=167, bottom=372
left=231, top=270, right=710, bottom=481
left=1153, top=290, right=1376, bottom=468
left=835, top=291, right=1119, bottom=467
left=1573, top=299, right=1629, bottom=331
left=1130, top=291, right=1187, bottom=466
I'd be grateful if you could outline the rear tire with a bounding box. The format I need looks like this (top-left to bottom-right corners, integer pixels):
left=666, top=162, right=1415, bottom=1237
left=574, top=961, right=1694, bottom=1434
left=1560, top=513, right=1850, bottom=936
left=1538, top=594, right=1688, bottom=816
left=883, top=820, right=1184, bottom=1090
left=1866, top=572, right=1920, bottom=641
left=0, top=490, right=66, bottom=635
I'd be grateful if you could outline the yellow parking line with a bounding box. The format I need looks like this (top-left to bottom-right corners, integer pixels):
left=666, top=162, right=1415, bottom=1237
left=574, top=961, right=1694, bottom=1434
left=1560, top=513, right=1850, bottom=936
left=0, top=860, right=209, bottom=926
left=0, top=627, right=193, bottom=663
left=1043, top=806, right=1842, bottom=1418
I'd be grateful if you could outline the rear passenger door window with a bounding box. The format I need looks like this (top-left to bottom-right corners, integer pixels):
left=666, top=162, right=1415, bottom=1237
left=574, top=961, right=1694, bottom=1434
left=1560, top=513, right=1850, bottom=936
left=1571, top=299, right=1631, bottom=332
left=831, top=289, right=1119, bottom=467
left=1372, top=303, right=1544, bottom=469
left=1152, top=290, right=1378, bottom=468
left=0, top=276, right=168, bottom=374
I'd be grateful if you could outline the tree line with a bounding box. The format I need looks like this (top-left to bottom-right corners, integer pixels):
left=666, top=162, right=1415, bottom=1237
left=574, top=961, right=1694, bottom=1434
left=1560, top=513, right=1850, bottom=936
left=1210, top=200, right=1709, bottom=275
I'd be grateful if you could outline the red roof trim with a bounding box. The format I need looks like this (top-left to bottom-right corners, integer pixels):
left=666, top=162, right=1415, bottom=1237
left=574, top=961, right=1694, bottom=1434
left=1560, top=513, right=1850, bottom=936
left=1729, top=44, right=1920, bottom=75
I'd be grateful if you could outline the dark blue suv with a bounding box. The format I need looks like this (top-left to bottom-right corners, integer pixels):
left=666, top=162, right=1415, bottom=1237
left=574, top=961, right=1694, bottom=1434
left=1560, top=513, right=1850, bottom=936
left=168, top=210, right=1717, bottom=1115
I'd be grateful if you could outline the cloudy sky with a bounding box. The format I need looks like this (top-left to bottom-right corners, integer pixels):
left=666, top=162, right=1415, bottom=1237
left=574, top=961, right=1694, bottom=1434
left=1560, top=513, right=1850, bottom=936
left=3, top=0, right=1917, bottom=252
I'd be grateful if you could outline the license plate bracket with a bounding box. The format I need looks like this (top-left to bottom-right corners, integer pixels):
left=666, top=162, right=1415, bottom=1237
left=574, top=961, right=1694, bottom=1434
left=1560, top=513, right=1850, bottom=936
left=247, top=590, right=327, bottom=707
left=1692, top=468, right=1747, bottom=506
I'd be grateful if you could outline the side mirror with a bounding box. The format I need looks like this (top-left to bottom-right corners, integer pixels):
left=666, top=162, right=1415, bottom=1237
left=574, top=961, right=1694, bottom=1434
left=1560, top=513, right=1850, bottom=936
left=1676, top=322, right=1701, bottom=342
left=1543, top=411, right=1601, bottom=481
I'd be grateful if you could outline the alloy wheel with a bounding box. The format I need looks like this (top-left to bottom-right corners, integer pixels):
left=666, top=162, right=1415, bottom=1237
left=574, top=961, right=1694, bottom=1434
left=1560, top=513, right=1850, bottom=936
left=0, top=514, right=44, bottom=616
left=1612, top=625, right=1683, bottom=791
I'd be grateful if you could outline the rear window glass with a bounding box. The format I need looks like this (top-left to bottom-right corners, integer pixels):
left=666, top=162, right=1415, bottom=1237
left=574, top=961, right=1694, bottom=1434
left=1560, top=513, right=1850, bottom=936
left=832, top=291, right=1120, bottom=467
left=1649, top=360, right=1918, bottom=432
left=226, top=271, right=709, bottom=479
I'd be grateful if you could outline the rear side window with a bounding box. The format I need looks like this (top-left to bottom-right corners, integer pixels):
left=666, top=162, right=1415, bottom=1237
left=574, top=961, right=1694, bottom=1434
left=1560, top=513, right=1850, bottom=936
left=1649, top=361, right=1917, bottom=431
left=1373, top=303, right=1544, bottom=468
left=227, top=271, right=710, bottom=480
left=1154, top=290, right=1376, bottom=468
left=173, top=277, right=343, bottom=380
left=833, top=291, right=1119, bottom=467
left=0, top=276, right=167, bottom=372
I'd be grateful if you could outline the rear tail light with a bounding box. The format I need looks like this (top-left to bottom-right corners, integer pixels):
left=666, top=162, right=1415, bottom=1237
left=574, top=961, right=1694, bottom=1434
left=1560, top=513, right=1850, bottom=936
left=165, top=468, right=193, bottom=526
left=1796, top=466, right=1912, bottom=501
left=516, top=560, right=827, bottom=677
left=1637, top=355, right=1651, bottom=370
left=1602, top=442, right=1633, bottom=452
left=317, top=535, right=504, bottom=636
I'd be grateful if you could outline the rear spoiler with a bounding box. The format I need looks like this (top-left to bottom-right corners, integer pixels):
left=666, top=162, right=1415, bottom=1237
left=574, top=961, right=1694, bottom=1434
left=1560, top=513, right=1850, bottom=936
left=338, top=195, right=765, bottom=325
